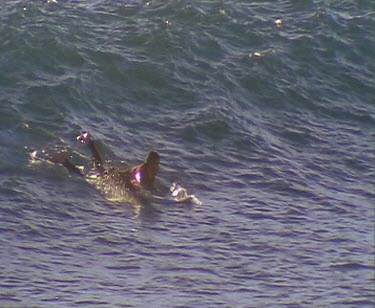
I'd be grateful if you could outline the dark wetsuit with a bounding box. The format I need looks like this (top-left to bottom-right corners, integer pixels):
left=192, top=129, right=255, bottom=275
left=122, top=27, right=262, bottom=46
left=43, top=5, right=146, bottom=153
left=45, top=132, right=159, bottom=200
left=77, top=132, right=159, bottom=198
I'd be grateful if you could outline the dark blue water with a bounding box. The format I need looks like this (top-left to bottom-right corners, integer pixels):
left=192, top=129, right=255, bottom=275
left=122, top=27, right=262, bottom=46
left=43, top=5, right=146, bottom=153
left=1, top=1, right=374, bottom=307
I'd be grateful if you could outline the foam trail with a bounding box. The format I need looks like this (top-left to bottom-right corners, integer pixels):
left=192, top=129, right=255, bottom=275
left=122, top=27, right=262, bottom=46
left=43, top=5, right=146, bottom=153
left=170, top=182, right=202, bottom=206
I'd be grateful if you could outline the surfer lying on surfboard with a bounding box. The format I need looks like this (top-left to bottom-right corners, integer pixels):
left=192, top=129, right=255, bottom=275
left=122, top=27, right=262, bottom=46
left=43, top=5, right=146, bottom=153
left=42, top=132, right=159, bottom=200
left=34, top=131, right=200, bottom=205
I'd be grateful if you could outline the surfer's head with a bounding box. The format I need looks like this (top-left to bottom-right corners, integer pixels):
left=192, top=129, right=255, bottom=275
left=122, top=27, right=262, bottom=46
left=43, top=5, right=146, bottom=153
left=146, top=151, right=159, bottom=164
left=145, top=150, right=160, bottom=175
left=130, top=151, right=159, bottom=190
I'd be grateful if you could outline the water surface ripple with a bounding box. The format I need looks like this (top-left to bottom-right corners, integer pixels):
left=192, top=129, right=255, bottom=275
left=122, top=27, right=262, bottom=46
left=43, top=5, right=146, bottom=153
left=0, top=1, right=374, bottom=307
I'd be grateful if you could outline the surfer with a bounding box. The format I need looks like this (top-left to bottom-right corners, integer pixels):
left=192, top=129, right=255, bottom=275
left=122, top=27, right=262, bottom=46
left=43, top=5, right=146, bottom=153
left=44, top=132, right=159, bottom=198
left=76, top=131, right=160, bottom=193
left=39, top=132, right=200, bottom=205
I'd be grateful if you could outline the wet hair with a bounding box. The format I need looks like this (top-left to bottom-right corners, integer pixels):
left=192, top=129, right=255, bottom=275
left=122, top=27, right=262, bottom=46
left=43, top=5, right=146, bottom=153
left=146, top=151, right=160, bottom=164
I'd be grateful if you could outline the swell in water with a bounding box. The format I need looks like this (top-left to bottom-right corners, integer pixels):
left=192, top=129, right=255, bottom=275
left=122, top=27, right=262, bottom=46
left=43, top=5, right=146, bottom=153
left=0, top=1, right=374, bottom=307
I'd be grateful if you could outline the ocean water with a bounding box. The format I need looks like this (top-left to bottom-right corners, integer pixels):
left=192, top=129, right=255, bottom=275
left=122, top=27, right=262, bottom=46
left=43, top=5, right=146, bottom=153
left=1, top=0, right=374, bottom=307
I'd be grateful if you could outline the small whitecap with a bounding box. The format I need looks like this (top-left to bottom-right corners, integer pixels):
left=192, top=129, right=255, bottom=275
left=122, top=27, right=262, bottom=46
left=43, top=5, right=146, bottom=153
left=249, top=51, right=264, bottom=59
left=275, top=18, right=283, bottom=27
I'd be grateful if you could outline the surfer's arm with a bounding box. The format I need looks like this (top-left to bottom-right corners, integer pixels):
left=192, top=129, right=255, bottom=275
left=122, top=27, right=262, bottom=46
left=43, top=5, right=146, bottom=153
left=77, top=132, right=104, bottom=172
